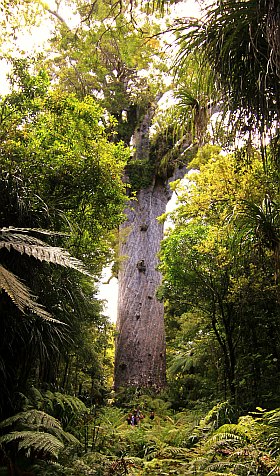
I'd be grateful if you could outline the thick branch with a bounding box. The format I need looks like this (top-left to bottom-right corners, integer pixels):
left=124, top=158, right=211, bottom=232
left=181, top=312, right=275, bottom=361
left=47, top=8, right=71, bottom=29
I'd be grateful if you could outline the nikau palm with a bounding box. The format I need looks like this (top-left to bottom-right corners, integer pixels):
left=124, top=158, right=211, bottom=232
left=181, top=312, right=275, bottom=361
left=175, top=0, right=280, bottom=141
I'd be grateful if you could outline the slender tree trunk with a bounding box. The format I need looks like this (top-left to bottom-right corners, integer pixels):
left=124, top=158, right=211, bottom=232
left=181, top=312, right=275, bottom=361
left=114, top=178, right=169, bottom=389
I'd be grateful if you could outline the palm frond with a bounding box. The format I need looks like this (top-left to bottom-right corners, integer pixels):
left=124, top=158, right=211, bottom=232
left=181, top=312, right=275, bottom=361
left=232, top=197, right=280, bottom=254
left=175, top=0, right=280, bottom=132
left=176, top=90, right=200, bottom=109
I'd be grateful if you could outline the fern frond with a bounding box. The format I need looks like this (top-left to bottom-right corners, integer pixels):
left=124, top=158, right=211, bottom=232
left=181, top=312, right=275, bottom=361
left=264, top=409, right=280, bottom=426
left=0, top=409, right=81, bottom=460
left=44, top=391, right=88, bottom=416
left=0, top=409, right=62, bottom=430
left=30, top=461, right=67, bottom=476
left=168, top=353, right=194, bottom=375
left=157, top=444, right=191, bottom=459
left=0, top=430, right=64, bottom=459
left=208, top=461, right=248, bottom=472
left=28, top=387, right=44, bottom=409
left=216, top=421, right=252, bottom=438
left=0, top=264, right=61, bottom=323
left=0, top=227, right=91, bottom=276
left=1, top=233, right=54, bottom=246
left=201, top=401, right=233, bottom=428
left=53, top=391, right=87, bottom=411
left=0, top=227, right=66, bottom=236
left=57, top=429, right=81, bottom=446
left=186, top=455, right=213, bottom=476
left=205, top=432, right=245, bottom=450
left=46, top=426, right=81, bottom=446
left=0, top=242, right=91, bottom=276
left=205, top=471, right=240, bottom=476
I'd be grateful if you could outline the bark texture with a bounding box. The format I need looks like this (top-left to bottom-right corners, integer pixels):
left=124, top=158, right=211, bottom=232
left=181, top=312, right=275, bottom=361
left=114, top=179, right=170, bottom=389
left=114, top=99, right=191, bottom=390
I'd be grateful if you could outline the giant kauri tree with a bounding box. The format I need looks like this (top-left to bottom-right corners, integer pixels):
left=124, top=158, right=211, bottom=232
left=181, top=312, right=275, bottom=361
left=114, top=105, right=199, bottom=389
left=36, top=0, right=206, bottom=390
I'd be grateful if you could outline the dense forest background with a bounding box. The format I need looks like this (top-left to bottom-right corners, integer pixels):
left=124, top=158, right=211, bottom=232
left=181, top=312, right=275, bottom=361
left=1, top=0, right=280, bottom=475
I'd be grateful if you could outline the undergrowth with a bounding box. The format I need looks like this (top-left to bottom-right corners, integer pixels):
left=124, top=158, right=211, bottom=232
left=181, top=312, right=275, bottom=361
left=1, top=392, right=280, bottom=476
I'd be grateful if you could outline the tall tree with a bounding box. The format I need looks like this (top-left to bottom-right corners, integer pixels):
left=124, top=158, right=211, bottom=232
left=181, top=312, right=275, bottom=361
left=114, top=51, right=220, bottom=389
left=115, top=149, right=170, bottom=389
left=42, top=0, right=197, bottom=390
left=12, top=0, right=213, bottom=390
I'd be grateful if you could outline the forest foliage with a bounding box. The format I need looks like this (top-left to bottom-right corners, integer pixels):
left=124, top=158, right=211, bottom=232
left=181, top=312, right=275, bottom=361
left=1, top=0, right=280, bottom=475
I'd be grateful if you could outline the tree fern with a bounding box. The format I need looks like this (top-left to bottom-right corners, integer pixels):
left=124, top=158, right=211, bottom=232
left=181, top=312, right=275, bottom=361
left=0, top=409, right=81, bottom=461
left=0, top=227, right=92, bottom=276
left=0, top=227, right=92, bottom=321
left=0, top=431, right=64, bottom=459
left=0, top=264, right=60, bottom=322
left=0, top=409, right=65, bottom=430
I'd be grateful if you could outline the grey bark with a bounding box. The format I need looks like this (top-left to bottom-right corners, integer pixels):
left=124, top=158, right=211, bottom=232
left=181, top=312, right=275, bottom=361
left=114, top=100, right=170, bottom=390
left=114, top=179, right=169, bottom=389
left=114, top=102, right=192, bottom=390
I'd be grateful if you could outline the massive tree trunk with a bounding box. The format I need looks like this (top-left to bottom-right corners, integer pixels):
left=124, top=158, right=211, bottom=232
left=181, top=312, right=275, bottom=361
left=114, top=100, right=192, bottom=390
left=114, top=178, right=169, bottom=389
left=114, top=100, right=170, bottom=390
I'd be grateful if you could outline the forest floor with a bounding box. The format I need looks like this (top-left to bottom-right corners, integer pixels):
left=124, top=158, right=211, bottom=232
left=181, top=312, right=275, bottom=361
left=68, top=398, right=216, bottom=476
